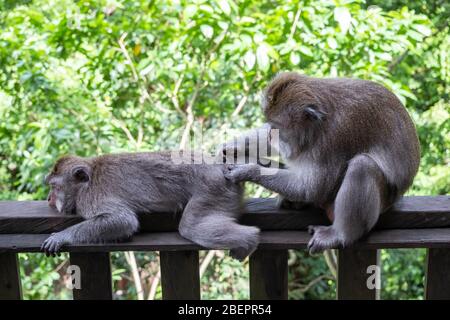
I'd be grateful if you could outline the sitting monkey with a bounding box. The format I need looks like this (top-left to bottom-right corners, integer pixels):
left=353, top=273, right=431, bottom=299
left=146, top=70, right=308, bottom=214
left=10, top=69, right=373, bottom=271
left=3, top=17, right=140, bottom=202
left=223, top=72, right=420, bottom=253
left=43, top=152, right=259, bottom=260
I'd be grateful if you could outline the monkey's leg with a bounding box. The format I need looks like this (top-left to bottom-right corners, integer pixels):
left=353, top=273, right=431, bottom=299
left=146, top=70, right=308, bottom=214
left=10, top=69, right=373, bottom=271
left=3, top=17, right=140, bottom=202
left=41, top=211, right=139, bottom=256
left=308, top=154, right=386, bottom=254
left=178, top=199, right=260, bottom=261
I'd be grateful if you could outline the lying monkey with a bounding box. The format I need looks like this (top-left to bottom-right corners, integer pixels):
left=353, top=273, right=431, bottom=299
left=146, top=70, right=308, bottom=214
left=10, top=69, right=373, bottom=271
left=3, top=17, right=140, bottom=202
left=42, top=152, right=259, bottom=260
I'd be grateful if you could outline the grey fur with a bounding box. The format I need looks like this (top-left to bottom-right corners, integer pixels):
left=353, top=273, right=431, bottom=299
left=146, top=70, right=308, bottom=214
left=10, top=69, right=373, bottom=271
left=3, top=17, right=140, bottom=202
left=223, top=72, right=420, bottom=253
left=43, top=152, right=260, bottom=260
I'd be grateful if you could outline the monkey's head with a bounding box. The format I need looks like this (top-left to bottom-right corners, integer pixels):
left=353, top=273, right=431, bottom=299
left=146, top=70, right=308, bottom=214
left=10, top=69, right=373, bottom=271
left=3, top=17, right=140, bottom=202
left=262, top=72, right=327, bottom=156
left=45, top=155, right=92, bottom=214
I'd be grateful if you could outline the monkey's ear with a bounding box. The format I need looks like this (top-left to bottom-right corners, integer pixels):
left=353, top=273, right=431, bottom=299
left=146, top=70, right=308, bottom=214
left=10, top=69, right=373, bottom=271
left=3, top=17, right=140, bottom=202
left=304, top=104, right=326, bottom=122
left=71, top=166, right=91, bottom=183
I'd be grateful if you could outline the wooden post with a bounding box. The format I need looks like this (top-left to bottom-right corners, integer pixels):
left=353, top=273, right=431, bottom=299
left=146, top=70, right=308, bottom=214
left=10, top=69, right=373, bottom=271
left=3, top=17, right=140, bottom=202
left=337, top=249, right=380, bottom=300
left=425, top=248, right=450, bottom=300
left=0, top=253, right=22, bottom=300
left=160, top=250, right=200, bottom=300
left=69, top=252, right=113, bottom=300
left=249, top=249, right=288, bottom=300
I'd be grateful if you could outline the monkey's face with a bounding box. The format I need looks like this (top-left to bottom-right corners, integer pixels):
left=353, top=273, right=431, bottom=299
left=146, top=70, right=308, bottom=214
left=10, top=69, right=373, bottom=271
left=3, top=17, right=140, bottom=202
left=262, top=73, right=327, bottom=156
left=45, top=156, right=91, bottom=214
left=263, top=73, right=326, bottom=127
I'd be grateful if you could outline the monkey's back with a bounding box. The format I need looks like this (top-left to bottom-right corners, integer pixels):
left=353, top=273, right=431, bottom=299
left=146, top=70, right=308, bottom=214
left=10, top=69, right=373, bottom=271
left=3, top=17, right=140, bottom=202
left=304, top=76, right=420, bottom=194
left=85, top=152, right=243, bottom=215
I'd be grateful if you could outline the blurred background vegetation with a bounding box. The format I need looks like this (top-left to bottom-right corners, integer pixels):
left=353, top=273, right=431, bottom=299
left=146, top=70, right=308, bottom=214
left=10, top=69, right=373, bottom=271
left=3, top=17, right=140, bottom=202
left=0, top=0, right=448, bottom=300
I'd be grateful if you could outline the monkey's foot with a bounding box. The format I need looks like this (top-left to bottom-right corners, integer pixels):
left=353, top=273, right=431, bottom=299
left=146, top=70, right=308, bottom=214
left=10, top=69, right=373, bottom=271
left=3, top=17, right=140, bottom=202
left=41, top=232, right=70, bottom=257
left=307, top=226, right=342, bottom=254
left=223, top=164, right=260, bottom=183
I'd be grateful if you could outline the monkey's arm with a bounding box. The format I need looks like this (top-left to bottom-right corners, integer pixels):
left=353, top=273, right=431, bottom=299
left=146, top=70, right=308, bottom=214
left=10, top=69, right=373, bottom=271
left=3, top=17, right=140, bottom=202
left=41, top=205, right=139, bottom=256
left=224, top=164, right=313, bottom=202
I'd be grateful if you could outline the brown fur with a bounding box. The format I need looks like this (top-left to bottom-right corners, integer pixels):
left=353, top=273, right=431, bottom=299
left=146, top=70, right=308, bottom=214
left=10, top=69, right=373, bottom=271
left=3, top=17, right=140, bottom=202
left=224, top=72, right=420, bottom=253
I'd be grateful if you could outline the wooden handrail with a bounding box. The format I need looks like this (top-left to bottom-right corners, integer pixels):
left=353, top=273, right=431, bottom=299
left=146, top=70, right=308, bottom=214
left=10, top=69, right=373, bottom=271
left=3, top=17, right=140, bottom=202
left=0, top=196, right=449, bottom=234
left=1, top=229, right=450, bottom=253
left=0, top=195, right=449, bottom=300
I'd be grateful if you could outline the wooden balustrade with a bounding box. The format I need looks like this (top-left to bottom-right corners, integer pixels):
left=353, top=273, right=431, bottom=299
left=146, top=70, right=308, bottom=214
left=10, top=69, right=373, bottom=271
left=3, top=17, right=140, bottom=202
left=0, top=196, right=449, bottom=300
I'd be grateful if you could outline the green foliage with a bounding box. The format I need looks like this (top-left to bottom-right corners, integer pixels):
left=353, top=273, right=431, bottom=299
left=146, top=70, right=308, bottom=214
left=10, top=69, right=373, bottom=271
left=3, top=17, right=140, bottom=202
left=19, top=253, right=72, bottom=300
left=0, top=0, right=448, bottom=299
left=288, top=250, right=336, bottom=300
left=201, top=252, right=250, bottom=300
left=381, top=249, right=426, bottom=299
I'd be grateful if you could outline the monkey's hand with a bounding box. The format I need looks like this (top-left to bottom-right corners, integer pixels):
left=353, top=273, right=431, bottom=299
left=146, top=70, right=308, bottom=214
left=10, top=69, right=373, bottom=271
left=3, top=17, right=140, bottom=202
left=223, top=164, right=260, bottom=183
left=41, top=231, right=72, bottom=257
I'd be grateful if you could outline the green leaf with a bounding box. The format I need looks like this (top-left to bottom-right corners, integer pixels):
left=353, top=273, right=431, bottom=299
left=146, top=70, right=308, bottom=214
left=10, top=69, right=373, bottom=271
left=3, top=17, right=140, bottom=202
left=334, top=7, right=351, bottom=34
left=199, top=4, right=214, bottom=13
left=200, top=25, right=214, bottom=38
left=414, top=24, right=431, bottom=37
left=327, top=37, right=338, bottom=49
left=290, top=52, right=300, bottom=65
left=256, top=43, right=270, bottom=71
left=140, top=63, right=154, bottom=77
left=217, top=0, right=231, bottom=15
left=378, top=52, right=392, bottom=61
left=299, top=46, right=313, bottom=57
left=218, top=21, right=228, bottom=30
left=243, top=50, right=256, bottom=71
left=137, top=57, right=152, bottom=71
left=239, top=34, right=253, bottom=47
left=183, top=5, right=197, bottom=19
left=407, top=30, right=424, bottom=42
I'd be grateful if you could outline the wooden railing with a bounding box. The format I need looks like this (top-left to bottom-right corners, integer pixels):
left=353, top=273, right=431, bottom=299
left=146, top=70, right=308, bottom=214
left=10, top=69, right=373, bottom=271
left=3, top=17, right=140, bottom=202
left=0, top=196, right=449, bottom=300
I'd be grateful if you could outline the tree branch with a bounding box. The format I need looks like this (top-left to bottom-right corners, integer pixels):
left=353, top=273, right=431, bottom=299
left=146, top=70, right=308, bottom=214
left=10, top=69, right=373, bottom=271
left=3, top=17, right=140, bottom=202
left=199, top=250, right=217, bottom=278
left=147, top=270, right=161, bottom=300
left=179, top=26, right=230, bottom=150
left=170, top=73, right=187, bottom=119
left=232, top=78, right=255, bottom=117
left=124, top=251, right=144, bottom=300
left=389, top=20, right=449, bottom=73
left=291, top=274, right=334, bottom=293
left=112, top=118, right=137, bottom=145
left=323, top=249, right=337, bottom=279
left=288, top=7, right=302, bottom=41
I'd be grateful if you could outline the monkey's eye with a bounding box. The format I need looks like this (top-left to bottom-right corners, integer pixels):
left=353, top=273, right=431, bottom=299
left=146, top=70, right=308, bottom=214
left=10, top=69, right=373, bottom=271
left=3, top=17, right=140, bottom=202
left=47, top=175, right=63, bottom=189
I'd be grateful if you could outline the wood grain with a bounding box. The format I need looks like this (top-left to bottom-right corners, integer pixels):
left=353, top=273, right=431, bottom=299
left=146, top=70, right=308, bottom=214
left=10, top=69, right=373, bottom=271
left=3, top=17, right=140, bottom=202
left=0, top=253, right=22, bottom=300
left=2, top=228, right=450, bottom=253
left=160, top=250, right=200, bottom=300
left=1, top=196, right=448, bottom=234
left=249, top=249, right=288, bottom=300
left=425, top=248, right=450, bottom=300
left=337, top=249, right=380, bottom=300
left=70, top=252, right=113, bottom=300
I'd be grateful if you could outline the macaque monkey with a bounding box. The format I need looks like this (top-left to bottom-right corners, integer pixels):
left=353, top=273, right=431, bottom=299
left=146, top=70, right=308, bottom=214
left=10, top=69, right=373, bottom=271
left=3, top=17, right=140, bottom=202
left=223, top=72, right=420, bottom=253
left=43, top=152, right=259, bottom=260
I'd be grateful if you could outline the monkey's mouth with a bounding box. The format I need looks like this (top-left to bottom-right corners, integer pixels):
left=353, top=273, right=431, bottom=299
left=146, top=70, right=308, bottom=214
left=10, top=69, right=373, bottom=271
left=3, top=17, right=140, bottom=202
left=47, top=191, right=57, bottom=208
